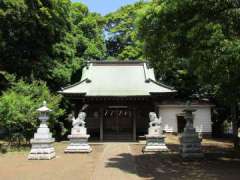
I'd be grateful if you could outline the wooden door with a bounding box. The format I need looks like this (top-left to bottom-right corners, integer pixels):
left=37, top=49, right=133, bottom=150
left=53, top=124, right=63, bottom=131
left=103, top=108, right=132, bottom=140
left=177, top=115, right=186, bottom=133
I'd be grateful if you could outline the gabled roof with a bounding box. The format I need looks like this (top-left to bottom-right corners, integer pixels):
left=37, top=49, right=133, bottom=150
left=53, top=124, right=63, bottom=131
left=59, top=61, right=176, bottom=96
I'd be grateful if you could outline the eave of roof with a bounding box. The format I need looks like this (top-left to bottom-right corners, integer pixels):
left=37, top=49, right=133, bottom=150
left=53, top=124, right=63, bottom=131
left=58, top=60, right=177, bottom=96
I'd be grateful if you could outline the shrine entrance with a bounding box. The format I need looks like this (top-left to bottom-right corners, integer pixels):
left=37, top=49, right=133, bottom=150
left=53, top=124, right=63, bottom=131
left=177, top=115, right=186, bottom=133
left=73, top=97, right=154, bottom=141
left=103, top=106, right=133, bottom=140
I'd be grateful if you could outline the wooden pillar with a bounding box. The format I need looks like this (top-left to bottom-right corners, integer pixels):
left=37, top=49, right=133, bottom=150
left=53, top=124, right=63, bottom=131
left=100, top=108, right=103, bottom=141
left=133, top=108, right=136, bottom=141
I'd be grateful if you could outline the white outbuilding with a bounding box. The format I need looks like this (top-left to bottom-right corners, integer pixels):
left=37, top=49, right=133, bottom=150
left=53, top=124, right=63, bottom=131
left=158, top=101, right=213, bottom=135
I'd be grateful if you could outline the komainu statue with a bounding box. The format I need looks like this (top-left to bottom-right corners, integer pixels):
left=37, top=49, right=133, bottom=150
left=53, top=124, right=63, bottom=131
left=149, top=112, right=162, bottom=127
left=72, top=112, right=86, bottom=128
left=148, top=112, right=163, bottom=135
left=143, top=112, right=168, bottom=152
left=65, top=111, right=91, bottom=153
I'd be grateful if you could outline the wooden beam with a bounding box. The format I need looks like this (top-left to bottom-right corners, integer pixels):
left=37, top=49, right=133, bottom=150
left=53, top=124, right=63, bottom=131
left=100, top=108, right=103, bottom=141
left=133, top=107, right=136, bottom=141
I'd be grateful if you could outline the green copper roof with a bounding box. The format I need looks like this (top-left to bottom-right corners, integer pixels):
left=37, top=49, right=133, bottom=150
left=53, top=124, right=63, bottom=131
left=59, top=61, right=176, bottom=96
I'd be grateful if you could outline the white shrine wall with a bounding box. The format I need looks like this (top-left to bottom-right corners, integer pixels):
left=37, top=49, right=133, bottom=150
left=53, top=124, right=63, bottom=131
left=157, top=105, right=213, bottom=134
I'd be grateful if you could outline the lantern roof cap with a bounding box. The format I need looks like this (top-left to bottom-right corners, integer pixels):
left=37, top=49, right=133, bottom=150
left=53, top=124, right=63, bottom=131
left=37, top=101, right=52, bottom=112
left=183, top=101, right=197, bottom=112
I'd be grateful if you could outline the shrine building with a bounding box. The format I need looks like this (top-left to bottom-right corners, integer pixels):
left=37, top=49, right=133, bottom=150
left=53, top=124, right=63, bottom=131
left=59, top=61, right=213, bottom=141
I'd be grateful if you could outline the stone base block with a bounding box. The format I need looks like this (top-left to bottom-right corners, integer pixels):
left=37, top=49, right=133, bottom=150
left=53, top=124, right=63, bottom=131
left=65, top=143, right=92, bottom=153
left=180, top=131, right=204, bottom=159
left=28, top=151, right=56, bottom=160
left=65, top=134, right=92, bottom=153
left=143, top=144, right=169, bottom=152
left=28, top=138, right=55, bottom=160
left=143, top=135, right=169, bottom=153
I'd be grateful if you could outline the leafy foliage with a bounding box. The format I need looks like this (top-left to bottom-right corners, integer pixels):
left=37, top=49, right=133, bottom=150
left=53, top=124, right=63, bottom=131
left=0, top=0, right=72, bottom=79
left=138, top=0, right=240, bottom=146
left=0, top=79, right=64, bottom=145
left=138, top=0, right=240, bottom=100
left=105, top=1, right=147, bottom=60
left=0, top=0, right=106, bottom=90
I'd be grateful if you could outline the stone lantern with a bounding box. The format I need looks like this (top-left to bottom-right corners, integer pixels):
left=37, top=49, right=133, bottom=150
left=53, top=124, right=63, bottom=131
left=179, top=102, right=203, bottom=158
left=28, top=101, right=56, bottom=160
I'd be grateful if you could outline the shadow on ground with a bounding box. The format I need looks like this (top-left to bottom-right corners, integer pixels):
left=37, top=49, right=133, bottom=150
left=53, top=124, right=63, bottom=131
left=105, top=144, right=240, bottom=180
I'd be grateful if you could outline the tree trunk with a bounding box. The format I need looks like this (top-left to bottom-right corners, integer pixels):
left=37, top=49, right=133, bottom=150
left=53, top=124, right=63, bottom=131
left=231, top=103, right=239, bottom=149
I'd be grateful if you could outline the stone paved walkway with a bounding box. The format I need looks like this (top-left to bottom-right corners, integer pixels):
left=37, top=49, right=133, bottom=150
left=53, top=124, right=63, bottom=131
left=92, top=143, right=140, bottom=180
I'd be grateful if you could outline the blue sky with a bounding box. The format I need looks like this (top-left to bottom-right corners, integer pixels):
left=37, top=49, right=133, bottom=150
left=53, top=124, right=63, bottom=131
left=72, top=0, right=140, bottom=15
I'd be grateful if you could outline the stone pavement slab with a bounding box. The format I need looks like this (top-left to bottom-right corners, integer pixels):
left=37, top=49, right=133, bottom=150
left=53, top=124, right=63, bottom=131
left=92, top=143, right=141, bottom=180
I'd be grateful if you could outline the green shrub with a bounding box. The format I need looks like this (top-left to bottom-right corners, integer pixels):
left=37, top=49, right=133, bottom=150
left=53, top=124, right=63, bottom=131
left=0, top=80, right=64, bottom=146
left=0, top=143, right=7, bottom=154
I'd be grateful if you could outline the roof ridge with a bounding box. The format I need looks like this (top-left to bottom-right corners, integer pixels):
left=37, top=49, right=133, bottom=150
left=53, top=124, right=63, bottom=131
left=87, top=60, right=146, bottom=64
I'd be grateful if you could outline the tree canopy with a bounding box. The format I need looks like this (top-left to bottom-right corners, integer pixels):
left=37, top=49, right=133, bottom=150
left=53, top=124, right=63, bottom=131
left=138, top=0, right=240, bottom=146
left=104, top=1, right=147, bottom=60
left=0, top=0, right=106, bottom=90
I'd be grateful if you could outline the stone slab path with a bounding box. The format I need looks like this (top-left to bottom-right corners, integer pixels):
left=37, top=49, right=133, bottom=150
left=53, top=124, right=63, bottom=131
left=92, top=143, right=141, bottom=180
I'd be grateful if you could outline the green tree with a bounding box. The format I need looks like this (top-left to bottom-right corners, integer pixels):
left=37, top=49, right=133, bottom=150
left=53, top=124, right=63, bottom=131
left=0, top=0, right=72, bottom=79
left=71, top=2, right=106, bottom=60
left=45, top=2, right=106, bottom=89
left=0, top=1, right=106, bottom=90
left=0, top=79, right=64, bottom=145
left=138, top=0, right=240, bottom=147
left=105, top=1, right=147, bottom=60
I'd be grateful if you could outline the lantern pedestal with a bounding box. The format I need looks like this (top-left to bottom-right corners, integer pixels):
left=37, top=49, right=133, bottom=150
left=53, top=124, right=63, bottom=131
left=28, top=101, right=55, bottom=160
left=28, top=123, right=56, bottom=160
left=179, top=103, right=203, bottom=159
left=179, top=128, right=203, bottom=158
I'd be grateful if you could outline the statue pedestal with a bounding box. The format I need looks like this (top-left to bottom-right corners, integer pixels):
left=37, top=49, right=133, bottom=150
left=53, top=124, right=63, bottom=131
left=28, top=124, right=56, bottom=160
left=180, top=127, right=203, bottom=158
left=65, top=127, right=92, bottom=153
left=143, top=134, right=168, bottom=152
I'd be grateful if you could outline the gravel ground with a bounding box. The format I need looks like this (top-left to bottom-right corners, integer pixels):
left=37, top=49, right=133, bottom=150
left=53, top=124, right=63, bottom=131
left=0, top=143, right=104, bottom=180
left=0, top=135, right=240, bottom=180
left=130, top=135, right=240, bottom=180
